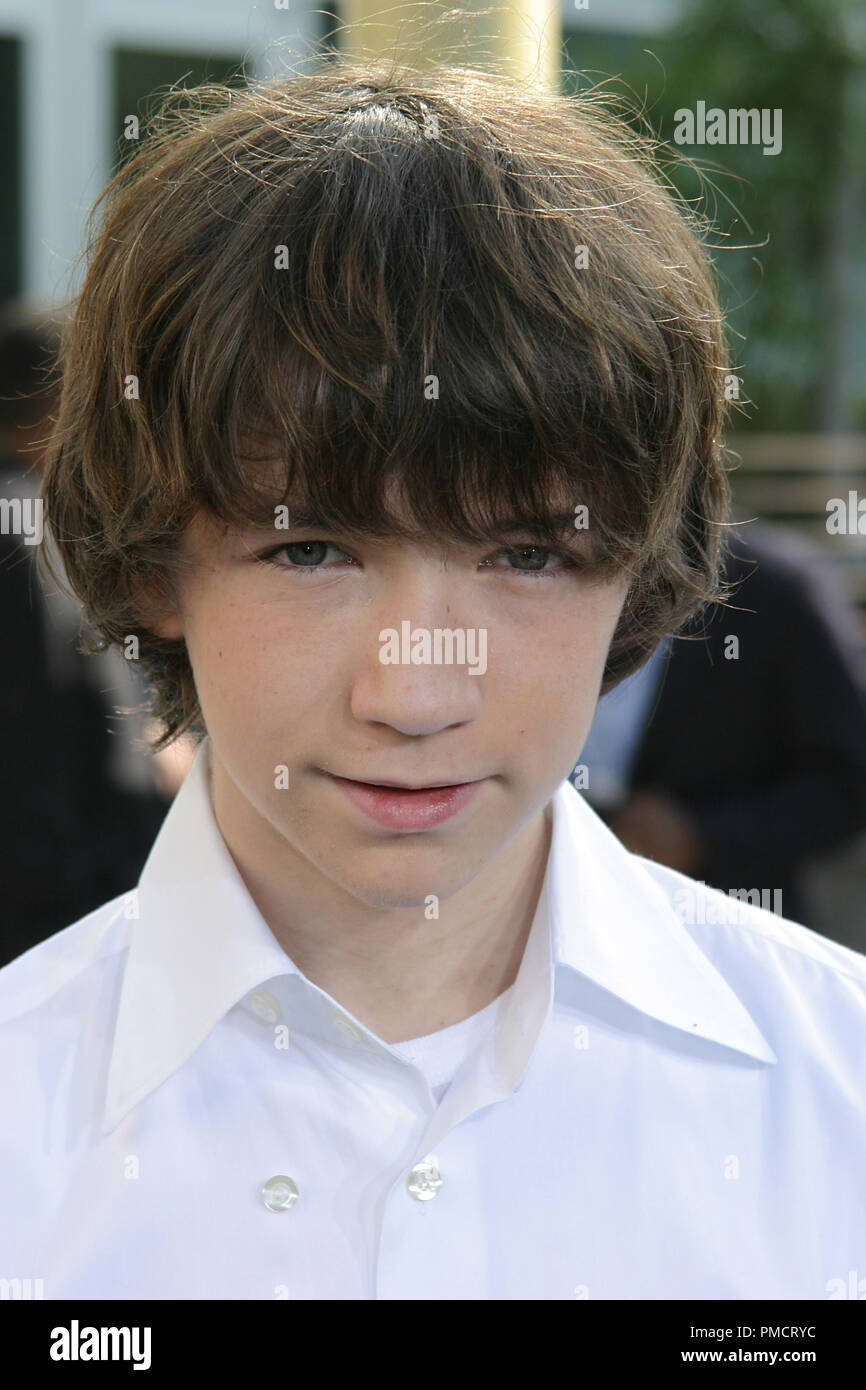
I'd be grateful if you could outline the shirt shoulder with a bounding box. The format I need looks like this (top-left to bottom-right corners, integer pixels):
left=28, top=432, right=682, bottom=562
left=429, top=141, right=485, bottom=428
left=636, top=854, right=866, bottom=1033
left=0, top=892, right=133, bottom=1027
left=637, top=853, right=866, bottom=976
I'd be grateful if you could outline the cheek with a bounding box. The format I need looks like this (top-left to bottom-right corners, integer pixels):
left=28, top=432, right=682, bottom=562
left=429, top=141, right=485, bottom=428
left=501, top=591, right=623, bottom=701
left=186, top=588, right=344, bottom=731
left=182, top=591, right=274, bottom=720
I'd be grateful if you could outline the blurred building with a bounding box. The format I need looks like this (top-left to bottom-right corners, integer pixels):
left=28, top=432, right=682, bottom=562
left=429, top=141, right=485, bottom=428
left=0, top=0, right=674, bottom=303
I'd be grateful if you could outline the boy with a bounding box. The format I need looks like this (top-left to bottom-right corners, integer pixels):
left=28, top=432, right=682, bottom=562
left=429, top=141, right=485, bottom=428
left=1, top=56, right=864, bottom=1301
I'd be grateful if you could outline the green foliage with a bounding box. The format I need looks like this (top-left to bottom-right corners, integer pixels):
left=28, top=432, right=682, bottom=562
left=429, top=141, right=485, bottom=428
left=563, top=0, right=866, bottom=431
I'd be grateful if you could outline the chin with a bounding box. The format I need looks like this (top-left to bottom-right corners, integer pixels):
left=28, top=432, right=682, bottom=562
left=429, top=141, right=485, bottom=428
left=324, top=855, right=480, bottom=912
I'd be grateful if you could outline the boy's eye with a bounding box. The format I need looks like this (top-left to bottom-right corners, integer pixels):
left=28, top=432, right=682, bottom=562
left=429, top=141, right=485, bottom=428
left=272, top=540, right=351, bottom=568
left=260, top=539, right=574, bottom=577
left=483, top=545, right=569, bottom=575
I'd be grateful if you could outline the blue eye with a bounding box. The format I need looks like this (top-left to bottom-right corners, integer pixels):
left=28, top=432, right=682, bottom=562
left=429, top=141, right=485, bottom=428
left=259, top=539, right=576, bottom=578
left=484, top=546, right=573, bottom=577
left=263, top=541, right=353, bottom=571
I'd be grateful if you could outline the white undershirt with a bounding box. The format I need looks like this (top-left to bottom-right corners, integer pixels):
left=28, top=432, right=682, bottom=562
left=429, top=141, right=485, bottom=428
left=390, top=984, right=516, bottom=1102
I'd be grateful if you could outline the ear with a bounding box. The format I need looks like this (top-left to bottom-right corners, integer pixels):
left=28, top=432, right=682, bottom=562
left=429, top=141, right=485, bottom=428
left=135, top=577, right=185, bottom=641
left=145, top=610, right=185, bottom=641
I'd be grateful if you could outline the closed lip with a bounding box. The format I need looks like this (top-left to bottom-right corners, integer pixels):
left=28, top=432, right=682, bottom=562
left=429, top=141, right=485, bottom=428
left=325, top=773, right=482, bottom=791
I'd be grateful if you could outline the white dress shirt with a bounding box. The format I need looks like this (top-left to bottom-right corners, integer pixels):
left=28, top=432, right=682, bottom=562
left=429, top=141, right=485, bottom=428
left=1, top=736, right=865, bottom=1301
left=393, top=985, right=515, bottom=1104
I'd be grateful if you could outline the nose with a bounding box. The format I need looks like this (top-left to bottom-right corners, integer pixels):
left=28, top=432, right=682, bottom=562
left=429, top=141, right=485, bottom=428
left=349, top=588, right=485, bottom=737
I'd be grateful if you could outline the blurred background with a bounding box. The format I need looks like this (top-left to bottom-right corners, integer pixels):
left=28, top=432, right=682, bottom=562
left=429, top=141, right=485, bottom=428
left=0, top=0, right=864, bottom=960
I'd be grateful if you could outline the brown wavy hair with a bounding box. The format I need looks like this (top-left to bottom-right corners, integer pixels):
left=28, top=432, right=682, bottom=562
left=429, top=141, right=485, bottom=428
left=40, top=53, right=736, bottom=752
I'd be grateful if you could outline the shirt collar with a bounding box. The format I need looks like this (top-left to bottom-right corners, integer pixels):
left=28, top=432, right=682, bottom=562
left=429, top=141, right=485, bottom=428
left=102, top=739, right=775, bottom=1134
left=546, top=775, right=777, bottom=1067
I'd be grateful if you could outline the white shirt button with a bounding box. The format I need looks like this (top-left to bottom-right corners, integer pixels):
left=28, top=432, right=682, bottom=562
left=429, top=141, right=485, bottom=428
left=332, top=1011, right=364, bottom=1043
left=261, top=1175, right=299, bottom=1212
left=406, top=1158, right=443, bottom=1201
left=248, top=990, right=281, bottom=1024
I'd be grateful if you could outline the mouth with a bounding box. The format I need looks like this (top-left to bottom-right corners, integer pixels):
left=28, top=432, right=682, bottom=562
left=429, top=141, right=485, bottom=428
left=336, top=777, right=473, bottom=791
left=323, top=771, right=486, bottom=830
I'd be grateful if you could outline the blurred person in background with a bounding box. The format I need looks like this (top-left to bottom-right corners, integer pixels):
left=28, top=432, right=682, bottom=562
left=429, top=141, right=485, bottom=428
left=0, top=300, right=193, bottom=967
left=575, top=516, right=866, bottom=944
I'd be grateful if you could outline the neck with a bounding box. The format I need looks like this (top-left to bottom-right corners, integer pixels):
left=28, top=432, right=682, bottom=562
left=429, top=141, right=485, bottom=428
left=209, top=750, right=553, bottom=1043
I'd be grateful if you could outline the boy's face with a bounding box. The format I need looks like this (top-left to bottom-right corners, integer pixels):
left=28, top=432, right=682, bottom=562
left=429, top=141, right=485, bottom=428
left=150, top=500, right=630, bottom=911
